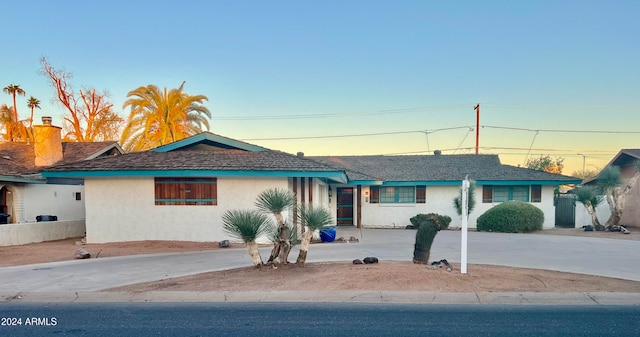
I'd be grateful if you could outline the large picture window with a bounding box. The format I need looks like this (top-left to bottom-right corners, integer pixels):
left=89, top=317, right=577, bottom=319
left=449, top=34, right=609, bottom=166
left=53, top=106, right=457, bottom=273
left=384, top=186, right=414, bottom=203
left=154, top=178, right=217, bottom=205
left=482, top=185, right=542, bottom=203
left=370, top=186, right=426, bottom=204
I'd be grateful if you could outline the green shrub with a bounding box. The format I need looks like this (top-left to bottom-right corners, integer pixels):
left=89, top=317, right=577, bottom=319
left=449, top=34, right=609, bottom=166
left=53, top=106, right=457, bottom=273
left=410, top=213, right=452, bottom=230
left=477, top=201, right=544, bottom=233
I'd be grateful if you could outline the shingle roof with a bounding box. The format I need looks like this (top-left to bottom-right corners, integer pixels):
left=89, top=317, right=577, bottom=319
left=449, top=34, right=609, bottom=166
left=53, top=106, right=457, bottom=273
left=310, top=154, right=580, bottom=183
left=0, top=141, right=120, bottom=178
left=43, top=150, right=341, bottom=173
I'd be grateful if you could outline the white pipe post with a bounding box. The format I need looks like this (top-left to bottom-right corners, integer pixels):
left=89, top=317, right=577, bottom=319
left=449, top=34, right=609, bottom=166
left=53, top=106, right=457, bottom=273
left=461, top=176, right=470, bottom=274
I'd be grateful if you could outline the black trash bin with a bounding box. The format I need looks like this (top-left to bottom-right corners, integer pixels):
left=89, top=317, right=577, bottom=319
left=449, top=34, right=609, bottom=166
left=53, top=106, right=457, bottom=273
left=36, top=215, right=57, bottom=222
left=0, top=213, right=9, bottom=224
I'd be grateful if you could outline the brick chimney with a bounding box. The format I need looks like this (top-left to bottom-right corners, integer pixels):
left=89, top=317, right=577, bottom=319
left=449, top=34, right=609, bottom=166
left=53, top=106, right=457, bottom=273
left=33, top=116, right=63, bottom=166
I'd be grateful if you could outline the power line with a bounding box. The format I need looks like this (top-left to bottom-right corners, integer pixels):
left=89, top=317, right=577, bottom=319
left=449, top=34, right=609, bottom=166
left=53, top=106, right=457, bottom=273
left=211, top=104, right=472, bottom=121
left=241, top=126, right=473, bottom=141
left=483, top=125, right=640, bottom=134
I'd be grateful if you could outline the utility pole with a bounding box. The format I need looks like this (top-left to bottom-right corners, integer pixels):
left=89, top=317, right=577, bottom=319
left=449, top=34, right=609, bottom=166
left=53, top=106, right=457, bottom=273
left=474, top=104, right=480, bottom=154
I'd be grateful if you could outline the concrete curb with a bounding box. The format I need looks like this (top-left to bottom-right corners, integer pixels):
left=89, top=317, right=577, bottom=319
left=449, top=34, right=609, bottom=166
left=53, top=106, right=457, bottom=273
left=3, top=291, right=640, bottom=305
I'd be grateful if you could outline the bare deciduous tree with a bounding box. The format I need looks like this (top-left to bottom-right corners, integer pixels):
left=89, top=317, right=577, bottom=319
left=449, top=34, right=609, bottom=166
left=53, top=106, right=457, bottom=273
left=39, top=56, right=123, bottom=142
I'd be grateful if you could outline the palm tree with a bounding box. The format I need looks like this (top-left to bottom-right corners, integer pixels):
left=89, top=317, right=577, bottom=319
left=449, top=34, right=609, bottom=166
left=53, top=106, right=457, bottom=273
left=295, top=205, right=333, bottom=265
left=255, top=188, right=297, bottom=266
left=120, top=82, right=211, bottom=152
left=0, top=104, right=28, bottom=142
left=221, top=209, right=273, bottom=267
left=574, top=186, right=604, bottom=229
left=3, top=84, right=25, bottom=124
left=26, top=96, right=41, bottom=139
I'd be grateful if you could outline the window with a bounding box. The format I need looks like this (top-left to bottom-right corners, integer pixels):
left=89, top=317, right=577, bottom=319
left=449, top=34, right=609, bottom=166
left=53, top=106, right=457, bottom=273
left=75, top=192, right=82, bottom=201
left=531, top=185, right=542, bottom=203
left=370, top=186, right=380, bottom=203
left=482, top=185, right=540, bottom=203
left=154, top=178, right=217, bottom=205
left=415, top=186, right=426, bottom=203
left=380, top=186, right=415, bottom=203
left=370, top=186, right=425, bottom=204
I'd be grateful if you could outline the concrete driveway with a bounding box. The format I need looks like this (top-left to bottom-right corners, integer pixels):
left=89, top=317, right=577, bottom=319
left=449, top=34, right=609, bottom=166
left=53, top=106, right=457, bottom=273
left=0, top=228, right=638, bottom=293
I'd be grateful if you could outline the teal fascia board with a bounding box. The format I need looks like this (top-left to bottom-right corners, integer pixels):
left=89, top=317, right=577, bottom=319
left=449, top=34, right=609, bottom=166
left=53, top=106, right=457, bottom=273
left=347, top=180, right=384, bottom=186
left=476, top=180, right=582, bottom=186
left=151, top=133, right=269, bottom=153
left=42, top=170, right=347, bottom=183
left=0, top=175, right=46, bottom=184
left=382, top=181, right=460, bottom=186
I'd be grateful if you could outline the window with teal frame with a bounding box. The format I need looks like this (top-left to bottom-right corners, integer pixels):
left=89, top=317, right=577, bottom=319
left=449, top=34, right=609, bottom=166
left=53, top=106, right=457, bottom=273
left=379, top=186, right=415, bottom=203
left=154, top=177, right=217, bottom=205
left=487, top=185, right=531, bottom=203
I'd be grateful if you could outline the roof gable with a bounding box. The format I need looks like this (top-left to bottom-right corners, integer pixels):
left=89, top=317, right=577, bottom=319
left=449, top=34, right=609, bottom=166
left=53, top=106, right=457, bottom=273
left=151, top=132, right=269, bottom=153
left=0, top=141, right=123, bottom=180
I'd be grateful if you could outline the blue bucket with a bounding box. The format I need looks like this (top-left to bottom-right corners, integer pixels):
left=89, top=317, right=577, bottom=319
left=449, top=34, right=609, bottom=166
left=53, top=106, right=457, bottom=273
left=319, top=227, right=337, bottom=242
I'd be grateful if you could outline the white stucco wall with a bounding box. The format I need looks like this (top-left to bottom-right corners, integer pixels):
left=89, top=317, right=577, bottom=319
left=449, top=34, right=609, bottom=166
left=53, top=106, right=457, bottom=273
left=0, top=220, right=85, bottom=246
left=576, top=199, right=612, bottom=229
left=335, top=185, right=558, bottom=230
left=1, top=183, right=85, bottom=223
left=84, top=177, right=290, bottom=243
left=21, top=184, right=85, bottom=222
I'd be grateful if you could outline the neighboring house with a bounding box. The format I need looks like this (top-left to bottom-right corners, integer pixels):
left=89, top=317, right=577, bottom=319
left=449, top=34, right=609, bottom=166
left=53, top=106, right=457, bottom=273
left=41, top=132, right=581, bottom=243
left=311, top=154, right=581, bottom=230
left=580, top=149, right=640, bottom=228
left=0, top=117, right=123, bottom=241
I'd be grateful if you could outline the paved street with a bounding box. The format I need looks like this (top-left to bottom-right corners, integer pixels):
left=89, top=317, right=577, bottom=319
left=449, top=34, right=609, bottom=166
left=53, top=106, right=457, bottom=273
left=1, top=229, right=638, bottom=294
left=3, top=303, right=640, bottom=337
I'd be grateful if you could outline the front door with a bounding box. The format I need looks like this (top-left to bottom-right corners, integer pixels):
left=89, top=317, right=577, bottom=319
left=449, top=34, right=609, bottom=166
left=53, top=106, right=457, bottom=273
left=336, top=187, right=354, bottom=226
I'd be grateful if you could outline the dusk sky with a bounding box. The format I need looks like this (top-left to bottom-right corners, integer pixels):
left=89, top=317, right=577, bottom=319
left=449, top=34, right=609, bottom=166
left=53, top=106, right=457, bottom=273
left=2, top=0, right=639, bottom=176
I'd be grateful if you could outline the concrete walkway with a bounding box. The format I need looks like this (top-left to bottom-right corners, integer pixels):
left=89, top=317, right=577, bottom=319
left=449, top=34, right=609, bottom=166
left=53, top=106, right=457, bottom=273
left=1, top=228, right=639, bottom=304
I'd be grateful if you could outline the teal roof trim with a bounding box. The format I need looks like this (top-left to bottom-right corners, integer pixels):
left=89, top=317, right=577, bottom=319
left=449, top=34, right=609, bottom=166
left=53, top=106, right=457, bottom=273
left=339, top=179, right=581, bottom=187
left=347, top=180, right=384, bottom=185
left=42, top=170, right=348, bottom=183
left=0, top=175, right=46, bottom=184
left=151, top=133, right=269, bottom=153
left=476, top=179, right=582, bottom=185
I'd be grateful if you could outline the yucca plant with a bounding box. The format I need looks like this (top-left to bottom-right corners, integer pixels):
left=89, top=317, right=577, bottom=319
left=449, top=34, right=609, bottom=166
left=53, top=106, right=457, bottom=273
left=222, top=209, right=273, bottom=267
left=255, top=188, right=297, bottom=265
left=295, top=205, right=334, bottom=265
left=574, top=186, right=604, bottom=229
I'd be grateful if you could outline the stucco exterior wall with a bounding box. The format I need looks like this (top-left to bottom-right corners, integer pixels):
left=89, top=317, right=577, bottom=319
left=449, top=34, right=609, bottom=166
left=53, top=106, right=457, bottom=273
left=21, top=184, right=85, bottom=222
left=84, top=177, right=290, bottom=243
left=0, top=220, right=85, bottom=246
left=347, top=185, right=558, bottom=230
left=1, top=183, right=84, bottom=224
left=620, top=178, right=640, bottom=228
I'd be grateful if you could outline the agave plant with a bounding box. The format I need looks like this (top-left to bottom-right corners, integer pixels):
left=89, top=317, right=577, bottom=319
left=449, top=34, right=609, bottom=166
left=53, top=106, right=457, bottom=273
left=255, top=188, right=297, bottom=265
left=296, top=205, right=334, bottom=265
left=221, top=209, right=273, bottom=267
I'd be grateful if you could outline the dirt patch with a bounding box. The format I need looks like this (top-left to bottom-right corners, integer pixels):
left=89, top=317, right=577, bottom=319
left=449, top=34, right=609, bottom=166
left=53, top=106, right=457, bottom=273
left=107, top=261, right=640, bottom=293
left=0, top=238, right=239, bottom=267
left=1, top=229, right=639, bottom=294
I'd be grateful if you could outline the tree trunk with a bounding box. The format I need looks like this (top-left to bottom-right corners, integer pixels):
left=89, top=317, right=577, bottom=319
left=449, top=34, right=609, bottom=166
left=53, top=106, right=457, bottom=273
left=605, top=173, right=640, bottom=228
left=296, top=230, right=314, bottom=265
left=585, top=202, right=602, bottom=228
left=246, top=241, right=263, bottom=268
left=267, top=221, right=291, bottom=267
